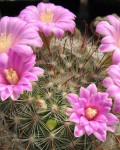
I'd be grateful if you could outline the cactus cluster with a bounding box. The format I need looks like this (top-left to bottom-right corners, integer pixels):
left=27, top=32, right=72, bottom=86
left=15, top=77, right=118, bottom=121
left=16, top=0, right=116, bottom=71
left=0, top=29, right=115, bottom=150
left=0, top=2, right=120, bottom=150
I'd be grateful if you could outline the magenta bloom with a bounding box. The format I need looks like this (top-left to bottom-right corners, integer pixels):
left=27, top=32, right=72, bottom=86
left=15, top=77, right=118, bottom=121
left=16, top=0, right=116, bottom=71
left=103, top=63, right=120, bottom=113
left=0, top=16, right=43, bottom=55
left=0, top=49, right=44, bottom=101
left=19, top=2, right=76, bottom=38
left=96, top=15, right=120, bottom=64
left=66, top=84, right=119, bottom=141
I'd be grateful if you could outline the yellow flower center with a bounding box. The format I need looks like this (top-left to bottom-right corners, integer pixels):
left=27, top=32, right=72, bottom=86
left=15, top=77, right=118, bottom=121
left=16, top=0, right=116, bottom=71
left=40, top=9, right=54, bottom=23
left=85, top=107, right=97, bottom=120
left=4, top=68, right=19, bottom=85
left=0, top=33, right=11, bottom=53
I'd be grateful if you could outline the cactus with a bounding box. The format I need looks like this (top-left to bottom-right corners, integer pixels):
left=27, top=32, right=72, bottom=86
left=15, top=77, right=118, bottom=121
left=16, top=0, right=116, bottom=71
left=0, top=27, right=117, bottom=150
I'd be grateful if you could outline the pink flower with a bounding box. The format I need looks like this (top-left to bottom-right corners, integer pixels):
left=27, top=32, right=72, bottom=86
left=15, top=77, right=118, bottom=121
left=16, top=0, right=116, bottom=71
left=0, top=49, right=44, bottom=101
left=96, top=15, right=120, bottom=64
left=103, top=63, right=120, bottom=113
left=66, top=84, right=119, bottom=142
left=19, top=2, right=76, bottom=38
left=0, top=16, right=43, bottom=56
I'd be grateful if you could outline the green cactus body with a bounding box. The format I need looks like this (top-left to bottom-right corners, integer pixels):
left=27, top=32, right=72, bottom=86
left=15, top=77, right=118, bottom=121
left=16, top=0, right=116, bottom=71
left=0, top=31, right=115, bottom=150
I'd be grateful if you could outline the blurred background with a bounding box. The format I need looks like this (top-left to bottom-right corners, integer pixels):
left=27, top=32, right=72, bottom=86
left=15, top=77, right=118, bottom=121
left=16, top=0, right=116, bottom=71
left=0, top=0, right=120, bottom=33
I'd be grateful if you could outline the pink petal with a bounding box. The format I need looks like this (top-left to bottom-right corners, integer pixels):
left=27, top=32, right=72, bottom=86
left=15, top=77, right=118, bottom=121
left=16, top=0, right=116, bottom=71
left=85, top=124, right=94, bottom=135
left=11, top=91, right=21, bottom=100
left=107, top=125, right=115, bottom=132
left=100, top=93, right=109, bottom=101
left=52, top=27, right=64, bottom=39
left=80, top=87, right=90, bottom=100
left=112, top=79, right=120, bottom=87
left=102, top=106, right=111, bottom=114
left=20, top=38, right=43, bottom=47
left=0, top=84, right=7, bottom=91
left=94, top=128, right=106, bottom=142
left=96, top=21, right=115, bottom=36
left=79, top=116, right=89, bottom=126
left=31, top=67, right=44, bottom=75
left=98, top=123, right=107, bottom=131
left=0, top=88, right=11, bottom=101
left=22, top=72, right=38, bottom=81
left=20, top=6, right=40, bottom=20
left=90, top=121, right=99, bottom=131
left=113, top=99, right=120, bottom=113
left=103, top=77, right=114, bottom=88
left=69, top=112, right=80, bottom=123
left=99, top=43, right=116, bottom=52
left=74, top=125, right=85, bottom=137
left=66, top=93, right=79, bottom=105
left=19, top=79, right=32, bottom=91
left=101, top=35, right=115, bottom=44
left=37, top=2, right=46, bottom=13
left=55, top=22, right=75, bottom=33
left=72, top=103, right=81, bottom=110
left=0, top=75, right=6, bottom=84
left=106, top=113, right=119, bottom=125
left=95, top=114, right=107, bottom=123
left=23, top=84, right=32, bottom=91
left=107, top=15, right=120, bottom=31
left=43, top=25, right=52, bottom=37
left=112, top=50, right=120, bottom=64
left=102, top=98, right=112, bottom=108
left=108, top=67, right=120, bottom=79
left=53, top=6, right=75, bottom=21
left=12, top=45, right=33, bottom=57
left=76, top=108, right=85, bottom=116
left=87, top=83, right=97, bottom=96
left=18, top=78, right=30, bottom=85
left=0, top=53, right=8, bottom=68
left=92, top=93, right=106, bottom=103
left=106, top=85, right=120, bottom=97
left=22, top=60, right=35, bottom=73
left=18, top=25, right=40, bottom=39
left=24, top=84, right=32, bottom=91
left=44, top=3, right=55, bottom=11
left=66, top=108, right=74, bottom=116
left=0, top=16, right=10, bottom=32
left=13, top=85, right=23, bottom=94
left=109, top=64, right=119, bottom=70
left=78, top=98, right=87, bottom=108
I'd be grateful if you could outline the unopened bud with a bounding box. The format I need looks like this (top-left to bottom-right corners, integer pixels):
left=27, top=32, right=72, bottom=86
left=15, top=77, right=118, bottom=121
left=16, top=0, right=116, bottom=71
left=35, top=99, right=47, bottom=112
left=46, top=119, right=57, bottom=131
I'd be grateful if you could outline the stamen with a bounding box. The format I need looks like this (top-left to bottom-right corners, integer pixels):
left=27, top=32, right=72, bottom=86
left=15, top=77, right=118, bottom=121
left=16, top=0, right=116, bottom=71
left=0, top=33, right=11, bottom=53
left=4, top=68, right=19, bottom=85
left=41, top=9, right=54, bottom=23
left=85, top=107, right=97, bottom=120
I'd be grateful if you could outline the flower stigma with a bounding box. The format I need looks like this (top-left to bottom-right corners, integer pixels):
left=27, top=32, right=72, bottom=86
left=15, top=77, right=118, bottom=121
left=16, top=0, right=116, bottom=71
left=85, top=107, right=97, bottom=120
left=41, top=9, right=54, bottom=23
left=4, top=68, right=19, bottom=85
left=0, top=33, right=11, bottom=53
